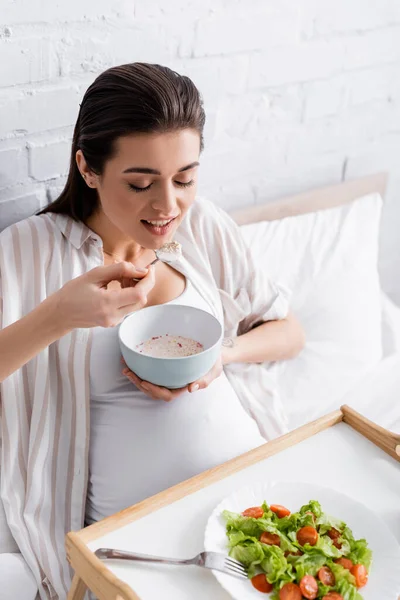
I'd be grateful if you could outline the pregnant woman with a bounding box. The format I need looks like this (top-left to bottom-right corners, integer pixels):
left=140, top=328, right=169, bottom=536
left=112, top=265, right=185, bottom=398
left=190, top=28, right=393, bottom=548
left=0, top=63, right=304, bottom=599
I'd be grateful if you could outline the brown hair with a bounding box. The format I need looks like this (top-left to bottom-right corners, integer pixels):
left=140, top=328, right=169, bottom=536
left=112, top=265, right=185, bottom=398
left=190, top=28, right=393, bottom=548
left=40, top=63, right=205, bottom=221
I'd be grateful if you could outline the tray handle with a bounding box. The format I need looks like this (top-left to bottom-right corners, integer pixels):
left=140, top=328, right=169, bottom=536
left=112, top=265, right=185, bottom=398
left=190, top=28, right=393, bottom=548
left=341, top=405, right=400, bottom=462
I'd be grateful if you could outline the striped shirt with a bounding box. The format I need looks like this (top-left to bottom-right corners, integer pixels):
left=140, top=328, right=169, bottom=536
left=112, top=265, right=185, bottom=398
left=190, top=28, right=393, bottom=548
left=0, top=198, right=289, bottom=599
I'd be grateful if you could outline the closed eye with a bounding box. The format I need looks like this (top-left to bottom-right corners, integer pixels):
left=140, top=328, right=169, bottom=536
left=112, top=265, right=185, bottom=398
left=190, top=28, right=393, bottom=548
left=128, top=180, right=195, bottom=193
left=128, top=183, right=152, bottom=193
left=175, top=180, right=195, bottom=188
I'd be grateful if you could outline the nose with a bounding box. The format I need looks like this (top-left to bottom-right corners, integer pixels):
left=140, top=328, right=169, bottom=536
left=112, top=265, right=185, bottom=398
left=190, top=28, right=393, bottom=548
left=151, top=181, right=178, bottom=216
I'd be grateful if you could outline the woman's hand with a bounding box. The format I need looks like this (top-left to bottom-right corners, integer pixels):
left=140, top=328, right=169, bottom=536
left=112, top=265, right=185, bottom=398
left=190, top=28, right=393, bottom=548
left=52, top=262, right=155, bottom=329
left=122, top=355, right=223, bottom=402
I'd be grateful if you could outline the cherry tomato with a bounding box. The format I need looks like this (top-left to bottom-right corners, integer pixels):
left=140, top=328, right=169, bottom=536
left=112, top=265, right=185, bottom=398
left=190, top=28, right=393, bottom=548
left=334, top=557, right=353, bottom=570
left=327, top=528, right=341, bottom=540
left=260, top=531, right=281, bottom=546
left=299, top=575, right=318, bottom=599
left=242, top=507, right=264, bottom=519
left=296, top=526, right=319, bottom=546
left=270, top=504, right=291, bottom=518
left=350, top=564, right=368, bottom=588
left=251, top=574, right=273, bottom=593
left=322, top=594, right=344, bottom=600
left=318, top=566, right=335, bottom=586
left=279, top=582, right=302, bottom=600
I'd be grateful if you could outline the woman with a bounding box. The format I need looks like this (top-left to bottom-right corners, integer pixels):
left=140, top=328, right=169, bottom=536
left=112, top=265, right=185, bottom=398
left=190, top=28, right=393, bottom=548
left=0, top=63, right=304, bottom=599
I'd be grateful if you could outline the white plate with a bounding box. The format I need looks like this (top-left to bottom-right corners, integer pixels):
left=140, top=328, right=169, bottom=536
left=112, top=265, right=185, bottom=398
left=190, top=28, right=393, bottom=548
left=204, top=481, right=400, bottom=600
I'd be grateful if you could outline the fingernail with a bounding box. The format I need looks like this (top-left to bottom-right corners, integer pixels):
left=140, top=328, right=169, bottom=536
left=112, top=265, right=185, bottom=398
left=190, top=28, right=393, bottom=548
left=191, top=384, right=199, bottom=393
left=136, top=266, right=147, bottom=273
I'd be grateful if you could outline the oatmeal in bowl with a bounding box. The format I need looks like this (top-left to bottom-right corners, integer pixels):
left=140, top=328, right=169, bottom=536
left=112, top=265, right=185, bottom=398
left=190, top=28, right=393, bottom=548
left=119, top=304, right=223, bottom=389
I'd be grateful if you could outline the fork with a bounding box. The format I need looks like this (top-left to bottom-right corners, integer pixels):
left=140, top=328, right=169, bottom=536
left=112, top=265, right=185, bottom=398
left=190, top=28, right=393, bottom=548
left=94, top=548, right=248, bottom=579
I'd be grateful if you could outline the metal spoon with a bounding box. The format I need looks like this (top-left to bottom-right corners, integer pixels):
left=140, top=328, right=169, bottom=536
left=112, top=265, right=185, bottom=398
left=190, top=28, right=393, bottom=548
left=132, top=242, right=182, bottom=282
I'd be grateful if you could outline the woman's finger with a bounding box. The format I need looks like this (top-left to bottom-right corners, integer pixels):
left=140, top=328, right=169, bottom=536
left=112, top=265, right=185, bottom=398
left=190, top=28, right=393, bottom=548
left=123, top=368, right=187, bottom=401
left=123, top=368, right=142, bottom=387
left=189, top=359, right=223, bottom=393
left=141, top=380, right=187, bottom=402
left=116, top=265, right=155, bottom=310
left=90, top=261, right=148, bottom=285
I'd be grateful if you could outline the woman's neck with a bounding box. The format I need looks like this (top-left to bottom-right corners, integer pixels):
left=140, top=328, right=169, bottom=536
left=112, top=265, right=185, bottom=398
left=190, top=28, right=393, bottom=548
left=86, top=210, right=151, bottom=264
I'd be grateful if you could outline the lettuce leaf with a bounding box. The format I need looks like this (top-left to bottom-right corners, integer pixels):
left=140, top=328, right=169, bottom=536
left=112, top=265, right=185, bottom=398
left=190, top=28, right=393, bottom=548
left=287, top=552, right=326, bottom=579
left=316, top=511, right=346, bottom=536
left=223, top=510, right=265, bottom=538
left=299, top=500, right=322, bottom=519
left=259, top=545, right=294, bottom=584
left=229, top=539, right=265, bottom=568
left=329, top=561, right=357, bottom=586
left=276, top=512, right=316, bottom=534
left=313, top=535, right=347, bottom=558
left=348, top=539, right=373, bottom=570
left=318, top=581, right=333, bottom=597
left=335, top=578, right=363, bottom=600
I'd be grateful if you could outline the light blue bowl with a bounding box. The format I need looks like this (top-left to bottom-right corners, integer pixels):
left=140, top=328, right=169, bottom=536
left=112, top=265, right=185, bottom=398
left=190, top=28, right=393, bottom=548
left=119, top=304, right=223, bottom=389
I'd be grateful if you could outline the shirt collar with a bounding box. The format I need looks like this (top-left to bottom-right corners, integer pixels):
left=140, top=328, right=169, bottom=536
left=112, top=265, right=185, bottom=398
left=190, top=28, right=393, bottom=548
left=48, top=213, right=102, bottom=249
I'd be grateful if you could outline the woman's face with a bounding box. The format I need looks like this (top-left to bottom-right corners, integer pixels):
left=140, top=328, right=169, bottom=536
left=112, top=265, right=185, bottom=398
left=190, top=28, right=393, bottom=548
left=87, top=129, right=201, bottom=249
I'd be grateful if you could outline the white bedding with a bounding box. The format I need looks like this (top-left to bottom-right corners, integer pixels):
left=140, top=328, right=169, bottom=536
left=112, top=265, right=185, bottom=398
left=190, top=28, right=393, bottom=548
left=341, top=352, right=400, bottom=433
left=0, top=553, right=38, bottom=600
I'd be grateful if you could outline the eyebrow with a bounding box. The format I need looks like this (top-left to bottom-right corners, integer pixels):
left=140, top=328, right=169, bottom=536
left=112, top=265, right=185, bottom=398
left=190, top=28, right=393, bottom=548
left=122, top=161, right=200, bottom=175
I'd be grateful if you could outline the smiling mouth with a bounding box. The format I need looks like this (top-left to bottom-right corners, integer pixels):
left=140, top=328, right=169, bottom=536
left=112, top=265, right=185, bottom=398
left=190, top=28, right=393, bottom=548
left=143, top=218, right=175, bottom=226
left=141, top=216, right=178, bottom=236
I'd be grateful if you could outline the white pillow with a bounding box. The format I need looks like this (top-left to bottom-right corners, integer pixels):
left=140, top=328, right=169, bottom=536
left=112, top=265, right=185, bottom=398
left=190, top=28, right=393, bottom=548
left=240, top=193, right=383, bottom=429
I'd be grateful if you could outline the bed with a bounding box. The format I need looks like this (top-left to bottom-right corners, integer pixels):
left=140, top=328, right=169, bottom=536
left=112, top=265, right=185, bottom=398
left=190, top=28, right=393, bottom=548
left=1, top=172, right=399, bottom=599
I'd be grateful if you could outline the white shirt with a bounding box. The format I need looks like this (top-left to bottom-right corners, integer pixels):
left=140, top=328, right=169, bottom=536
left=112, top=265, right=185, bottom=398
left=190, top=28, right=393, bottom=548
left=86, top=280, right=265, bottom=524
left=0, top=198, right=290, bottom=598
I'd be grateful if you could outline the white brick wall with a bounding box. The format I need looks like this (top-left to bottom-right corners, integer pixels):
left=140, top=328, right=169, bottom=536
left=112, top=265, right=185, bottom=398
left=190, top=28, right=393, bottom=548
left=1, top=0, right=400, bottom=302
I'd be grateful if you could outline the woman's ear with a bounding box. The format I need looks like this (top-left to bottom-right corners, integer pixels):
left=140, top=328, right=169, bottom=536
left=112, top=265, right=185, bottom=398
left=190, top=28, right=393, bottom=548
left=76, top=150, right=98, bottom=188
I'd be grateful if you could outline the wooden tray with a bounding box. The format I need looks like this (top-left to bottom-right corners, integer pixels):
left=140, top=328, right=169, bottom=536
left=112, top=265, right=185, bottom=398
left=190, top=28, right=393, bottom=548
left=66, top=406, right=400, bottom=600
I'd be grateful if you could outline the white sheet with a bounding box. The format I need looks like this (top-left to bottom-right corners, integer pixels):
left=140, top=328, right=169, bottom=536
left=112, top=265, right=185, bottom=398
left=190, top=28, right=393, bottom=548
left=340, top=353, right=400, bottom=433
left=0, top=553, right=38, bottom=600
left=381, top=291, right=400, bottom=357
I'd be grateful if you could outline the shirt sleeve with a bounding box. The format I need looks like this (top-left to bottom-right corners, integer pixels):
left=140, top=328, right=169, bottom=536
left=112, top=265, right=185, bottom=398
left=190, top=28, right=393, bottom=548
left=187, top=199, right=291, bottom=334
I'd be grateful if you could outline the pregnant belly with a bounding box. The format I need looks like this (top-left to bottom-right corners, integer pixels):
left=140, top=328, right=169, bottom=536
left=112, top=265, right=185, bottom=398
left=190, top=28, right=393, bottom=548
left=87, top=373, right=265, bottom=523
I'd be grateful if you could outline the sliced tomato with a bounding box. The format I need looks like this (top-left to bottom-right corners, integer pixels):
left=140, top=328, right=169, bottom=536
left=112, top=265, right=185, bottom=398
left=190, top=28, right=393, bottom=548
left=260, top=531, right=281, bottom=546
left=296, top=526, right=318, bottom=546
left=299, top=575, right=318, bottom=599
left=350, top=564, right=368, bottom=588
left=279, top=582, right=302, bottom=600
left=322, top=594, right=344, bottom=600
left=242, top=506, right=264, bottom=519
left=317, top=566, right=335, bottom=586
left=251, top=574, right=273, bottom=593
left=327, top=528, right=341, bottom=540
left=334, top=557, right=353, bottom=570
left=270, top=504, right=291, bottom=518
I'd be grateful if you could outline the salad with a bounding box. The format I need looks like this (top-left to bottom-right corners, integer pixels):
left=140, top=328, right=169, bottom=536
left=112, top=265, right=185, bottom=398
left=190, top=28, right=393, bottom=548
left=223, top=500, right=372, bottom=600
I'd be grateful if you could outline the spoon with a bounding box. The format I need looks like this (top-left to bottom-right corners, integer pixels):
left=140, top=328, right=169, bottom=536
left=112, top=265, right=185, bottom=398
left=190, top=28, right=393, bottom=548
left=132, top=241, right=182, bottom=282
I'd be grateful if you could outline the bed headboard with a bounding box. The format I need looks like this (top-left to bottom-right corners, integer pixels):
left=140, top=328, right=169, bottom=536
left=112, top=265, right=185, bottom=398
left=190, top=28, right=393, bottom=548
left=231, top=172, right=388, bottom=226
